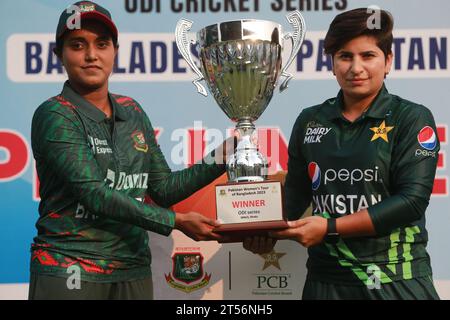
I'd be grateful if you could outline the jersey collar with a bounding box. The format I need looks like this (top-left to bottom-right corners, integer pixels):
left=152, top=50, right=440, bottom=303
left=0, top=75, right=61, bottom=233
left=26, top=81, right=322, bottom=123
left=61, top=81, right=128, bottom=122
left=325, top=84, right=392, bottom=121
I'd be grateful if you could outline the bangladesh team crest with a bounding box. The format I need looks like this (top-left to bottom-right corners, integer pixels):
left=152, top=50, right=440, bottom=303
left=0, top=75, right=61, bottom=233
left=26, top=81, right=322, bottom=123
left=165, top=252, right=211, bottom=293
left=131, top=130, right=148, bottom=153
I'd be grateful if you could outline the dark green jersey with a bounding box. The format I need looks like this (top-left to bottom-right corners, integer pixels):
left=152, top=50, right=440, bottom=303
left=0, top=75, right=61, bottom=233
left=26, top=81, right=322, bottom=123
left=31, top=81, right=225, bottom=282
left=285, top=85, right=439, bottom=285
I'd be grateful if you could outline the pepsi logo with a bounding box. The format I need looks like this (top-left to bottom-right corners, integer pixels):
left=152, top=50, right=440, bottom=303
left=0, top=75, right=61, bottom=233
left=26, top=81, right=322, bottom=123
left=308, top=162, right=321, bottom=191
left=418, top=126, right=437, bottom=151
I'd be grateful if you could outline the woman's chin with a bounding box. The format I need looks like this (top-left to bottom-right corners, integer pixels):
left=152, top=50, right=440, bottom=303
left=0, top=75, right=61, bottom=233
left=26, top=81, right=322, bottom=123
left=71, top=77, right=107, bottom=91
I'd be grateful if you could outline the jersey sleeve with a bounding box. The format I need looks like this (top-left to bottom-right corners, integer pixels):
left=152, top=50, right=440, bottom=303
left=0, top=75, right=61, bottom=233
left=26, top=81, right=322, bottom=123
left=284, top=111, right=313, bottom=220
left=367, top=105, right=439, bottom=235
left=140, top=107, right=225, bottom=208
left=32, top=106, right=175, bottom=236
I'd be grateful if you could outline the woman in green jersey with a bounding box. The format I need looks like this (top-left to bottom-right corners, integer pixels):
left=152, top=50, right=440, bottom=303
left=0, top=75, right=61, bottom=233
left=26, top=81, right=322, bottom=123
left=246, top=8, right=440, bottom=300
left=29, top=1, right=232, bottom=300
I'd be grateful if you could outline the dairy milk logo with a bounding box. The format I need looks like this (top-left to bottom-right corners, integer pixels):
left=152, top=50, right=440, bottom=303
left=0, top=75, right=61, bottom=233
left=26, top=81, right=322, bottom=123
left=308, top=162, right=321, bottom=191
left=303, top=125, right=332, bottom=144
left=418, top=126, right=437, bottom=150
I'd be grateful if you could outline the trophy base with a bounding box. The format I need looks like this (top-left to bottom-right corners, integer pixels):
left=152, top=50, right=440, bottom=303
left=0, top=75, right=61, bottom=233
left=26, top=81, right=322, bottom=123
left=213, top=220, right=288, bottom=243
left=214, top=180, right=286, bottom=243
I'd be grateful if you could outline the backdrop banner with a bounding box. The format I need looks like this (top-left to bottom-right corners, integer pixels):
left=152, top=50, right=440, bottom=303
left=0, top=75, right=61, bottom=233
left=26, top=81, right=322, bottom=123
left=1, top=0, right=449, bottom=299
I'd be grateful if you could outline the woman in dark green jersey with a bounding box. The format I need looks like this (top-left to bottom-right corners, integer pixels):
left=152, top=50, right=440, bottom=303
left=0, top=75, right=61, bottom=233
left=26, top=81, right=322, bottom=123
left=246, top=8, right=440, bottom=300
left=29, top=1, right=232, bottom=300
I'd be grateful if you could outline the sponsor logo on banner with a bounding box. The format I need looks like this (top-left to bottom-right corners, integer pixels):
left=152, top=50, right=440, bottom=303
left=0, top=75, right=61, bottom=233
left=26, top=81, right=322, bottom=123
left=416, top=126, right=438, bottom=157
left=252, top=250, right=292, bottom=296
left=308, top=162, right=321, bottom=190
left=165, top=250, right=211, bottom=293
left=260, top=250, right=286, bottom=271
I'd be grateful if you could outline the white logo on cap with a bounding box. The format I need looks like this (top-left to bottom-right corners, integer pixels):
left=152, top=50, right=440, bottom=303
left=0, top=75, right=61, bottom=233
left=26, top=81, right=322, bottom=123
left=66, top=5, right=81, bottom=31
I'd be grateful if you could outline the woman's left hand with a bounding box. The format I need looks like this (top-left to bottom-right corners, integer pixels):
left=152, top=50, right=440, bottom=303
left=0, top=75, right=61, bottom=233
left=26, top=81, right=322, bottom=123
left=215, top=136, right=237, bottom=165
left=270, top=216, right=328, bottom=248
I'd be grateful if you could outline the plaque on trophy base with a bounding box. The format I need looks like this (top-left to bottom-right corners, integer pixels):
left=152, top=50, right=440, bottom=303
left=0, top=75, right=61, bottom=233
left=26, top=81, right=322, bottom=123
left=214, top=181, right=287, bottom=242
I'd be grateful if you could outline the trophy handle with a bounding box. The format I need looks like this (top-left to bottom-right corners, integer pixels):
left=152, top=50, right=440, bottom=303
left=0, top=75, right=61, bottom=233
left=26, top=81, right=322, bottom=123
left=280, top=11, right=306, bottom=92
left=175, top=19, right=208, bottom=97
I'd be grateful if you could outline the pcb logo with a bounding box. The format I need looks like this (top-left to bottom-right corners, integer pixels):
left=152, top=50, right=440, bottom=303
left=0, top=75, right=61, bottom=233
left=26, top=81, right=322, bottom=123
left=131, top=130, right=148, bottom=153
left=165, top=253, right=211, bottom=293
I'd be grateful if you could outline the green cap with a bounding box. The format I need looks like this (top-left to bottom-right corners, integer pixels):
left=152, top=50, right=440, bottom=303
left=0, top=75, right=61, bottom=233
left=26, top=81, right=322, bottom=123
left=56, top=1, right=118, bottom=44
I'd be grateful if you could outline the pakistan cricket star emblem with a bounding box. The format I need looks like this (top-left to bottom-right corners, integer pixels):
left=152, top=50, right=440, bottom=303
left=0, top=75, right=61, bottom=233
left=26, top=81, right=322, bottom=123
left=259, top=249, right=286, bottom=271
left=370, top=121, right=394, bottom=143
left=131, top=130, right=148, bottom=153
left=165, top=253, right=211, bottom=293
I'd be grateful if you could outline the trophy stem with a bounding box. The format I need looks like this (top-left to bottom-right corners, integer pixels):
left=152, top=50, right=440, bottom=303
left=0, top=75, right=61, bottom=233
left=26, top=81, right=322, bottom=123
left=236, top=118, right=255, bottom=130
left=227, top=118, right=268, bottom=183
left=235, top=118, right=257, bottom=152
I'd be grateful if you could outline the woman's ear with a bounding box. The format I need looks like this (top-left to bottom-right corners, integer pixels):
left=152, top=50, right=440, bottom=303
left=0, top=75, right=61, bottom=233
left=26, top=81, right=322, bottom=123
left=385, top=52, right=393, bottom=76
left=53, top=48, right=63, bottom=65
left=331, top=56, right=336, bottom=76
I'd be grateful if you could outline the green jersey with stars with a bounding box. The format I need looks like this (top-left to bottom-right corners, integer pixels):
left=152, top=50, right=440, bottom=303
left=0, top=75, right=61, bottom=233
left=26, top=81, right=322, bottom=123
left=31, top=81, right=225, bottom=283
left=285, top=84, right=439, bottom=285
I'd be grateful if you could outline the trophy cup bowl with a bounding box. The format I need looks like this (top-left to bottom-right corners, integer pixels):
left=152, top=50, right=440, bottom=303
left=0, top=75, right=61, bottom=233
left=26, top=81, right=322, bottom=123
left=176, top=12, right=306, bottom=240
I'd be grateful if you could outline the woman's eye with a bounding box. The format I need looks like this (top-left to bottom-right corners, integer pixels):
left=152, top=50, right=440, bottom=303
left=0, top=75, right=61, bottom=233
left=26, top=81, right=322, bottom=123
left=70, top=42, right=83, bottom=49
left=363, top=53, right=376, bottom=58
left=97, top=42, right=110, bottom=49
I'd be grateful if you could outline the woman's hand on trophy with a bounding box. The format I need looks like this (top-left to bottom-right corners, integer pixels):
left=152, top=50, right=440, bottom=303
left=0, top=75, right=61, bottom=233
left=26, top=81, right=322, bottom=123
left=217, top=135, right=238, bottom=165
left=270, top=217, right=327, bottom=248
left=174, top=212, right=224, bottom=242
left=203, top=136, right=237, bottom=166
left=242, top=236, right=277, bottom=254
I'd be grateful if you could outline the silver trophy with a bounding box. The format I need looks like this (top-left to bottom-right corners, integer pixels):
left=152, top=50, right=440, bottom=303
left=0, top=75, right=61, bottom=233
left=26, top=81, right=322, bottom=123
left=176, top=12, right=306, bottom=237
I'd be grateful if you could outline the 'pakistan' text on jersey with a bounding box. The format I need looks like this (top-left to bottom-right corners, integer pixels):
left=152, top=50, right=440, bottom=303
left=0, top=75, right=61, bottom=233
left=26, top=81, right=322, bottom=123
left=285, top=85, right=439, bottom=285
left=31, top=82, right=225, bottom=282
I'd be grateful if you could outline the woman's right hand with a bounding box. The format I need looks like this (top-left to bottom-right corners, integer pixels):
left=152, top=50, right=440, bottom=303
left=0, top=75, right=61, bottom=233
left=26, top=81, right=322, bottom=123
left=174, top=212, right=224, bottom=242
